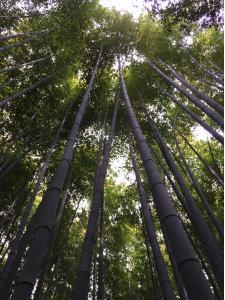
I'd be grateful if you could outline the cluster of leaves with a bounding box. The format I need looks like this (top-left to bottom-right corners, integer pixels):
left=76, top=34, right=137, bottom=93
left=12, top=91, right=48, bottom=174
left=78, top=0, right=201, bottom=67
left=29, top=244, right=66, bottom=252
left=144, top=0, right=223, bottom=30
left=0, top=0, right=223, bottom=298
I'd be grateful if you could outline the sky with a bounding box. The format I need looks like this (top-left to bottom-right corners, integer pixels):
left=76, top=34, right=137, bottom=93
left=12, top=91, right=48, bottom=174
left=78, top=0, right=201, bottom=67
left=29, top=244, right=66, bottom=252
left=99, top=0, right=147, bottom=18
left=99, top=0, right=171, bottom=18
left=193, top=125, right=212, bottom=140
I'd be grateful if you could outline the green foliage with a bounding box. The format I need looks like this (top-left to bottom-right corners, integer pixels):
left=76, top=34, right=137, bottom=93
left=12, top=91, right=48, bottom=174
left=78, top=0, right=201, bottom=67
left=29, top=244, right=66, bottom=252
left=144, top=0, right=223, bottom=30
left=0, top=0, right=223, bottom=298
left=191, top=27, right=224, bottom=67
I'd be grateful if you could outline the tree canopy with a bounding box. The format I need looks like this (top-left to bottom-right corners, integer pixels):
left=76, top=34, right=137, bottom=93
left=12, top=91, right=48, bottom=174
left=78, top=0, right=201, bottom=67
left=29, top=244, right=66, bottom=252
left=0, top=0, right=223, bottom=299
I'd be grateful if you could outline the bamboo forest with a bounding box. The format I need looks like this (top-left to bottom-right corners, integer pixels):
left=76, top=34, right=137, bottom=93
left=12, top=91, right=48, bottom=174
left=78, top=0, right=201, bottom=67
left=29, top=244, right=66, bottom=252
left=0, top=0, right=224, bottom=299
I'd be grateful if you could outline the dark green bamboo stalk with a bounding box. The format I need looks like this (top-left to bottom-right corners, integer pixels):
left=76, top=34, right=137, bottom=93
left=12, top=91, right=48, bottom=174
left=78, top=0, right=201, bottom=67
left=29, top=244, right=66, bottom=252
left=130, top=144, right=175, bottom=300
left=138, top=208, right=161, bottom=300
left=119, top=57, right=214, bottom=300
left=163, top=90, right=224, bottom=145
left=72, top=97, right=119, bottom=300
left=0, top=29, right=51, bottom=42
left=199, top=78, right=224, bottom=91
left=92, top=246, right=97, bottom=300
left=0, top=56, right=50, bottom=74
left=6, top=48, right=102, bottom=300
left=95, top=110, right=109, bottom=300
left=97, top=191, right=104, bottom=300
left=33, top=162, right=75, bottom=300
left=152, top=148, right=221, bottom=299
left=149, top=61, right=224, bottom=129
left=0, top=30, right=51, bottom=52
left=0, top=104, right=71, bottom=291
left=207, top=139, right=223, bottom=179
left=158, top=59, right=223, bottom=115
left=173, top=134, right=223, bottom=239
left=190, top=56, right=224, bottom=86
left=141, top=104, right=223, bottom=288
left=0, top=71, right=57, bottom=107
left=178, top=131, right=224, bottom=187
